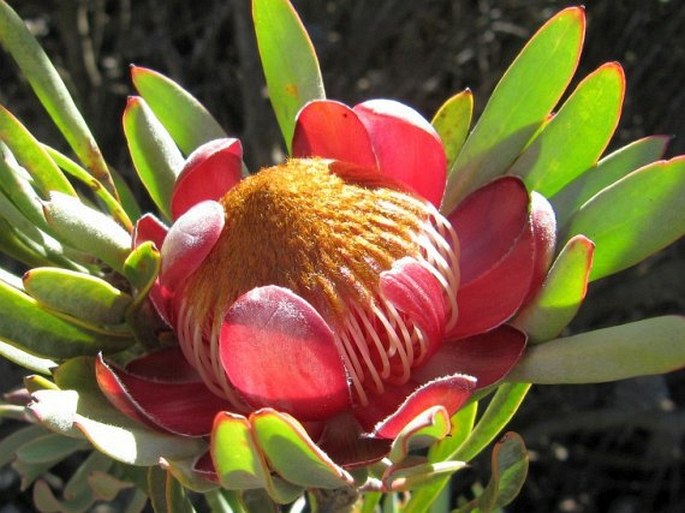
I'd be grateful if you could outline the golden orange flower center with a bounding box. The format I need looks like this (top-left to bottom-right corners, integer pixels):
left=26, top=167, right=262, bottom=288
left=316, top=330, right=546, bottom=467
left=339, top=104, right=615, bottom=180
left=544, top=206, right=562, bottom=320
left=186, top=158, right=430, bottom=324
left=179, top=158, right=459, bottom=406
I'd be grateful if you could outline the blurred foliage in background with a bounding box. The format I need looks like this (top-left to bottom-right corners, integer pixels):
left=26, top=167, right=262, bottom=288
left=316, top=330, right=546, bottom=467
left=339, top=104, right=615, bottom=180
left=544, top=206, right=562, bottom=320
left=0, top=1, right=683, bottom=512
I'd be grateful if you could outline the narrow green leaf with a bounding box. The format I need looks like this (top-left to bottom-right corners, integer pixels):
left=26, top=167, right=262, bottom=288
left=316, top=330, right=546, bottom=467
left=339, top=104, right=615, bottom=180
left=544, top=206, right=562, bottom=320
left=0, top=187, right=61, bottom=254
left=29, top=357, right=206, bottom=466
left=508, top=316, right=685, bottom=384
left=24, top=267, right=132, bottom=325
left=0, top=0, right=116, bottom=196
left=161, top=457, right=218, bottom=494
left=382, top=460, right=468, bottom=492
left=43, top=191, right=132, bottom=273
left=456, top=383, right=530, bottom=465
left=110, top=166, right=143, bottom=222
left=513, top=235, right=594, bottom=343
left=0, top=218, right=54, bottom=267
left=131, top=66, right=227, bottom=155
left=64, top=451, right=113, bottom=501
left=443, top=7, right=585, bottom=212
left=45, top=145, right=133, bottom=231
left=551, top=135, right=670, bottom=227
left=0, top=425, right=46, bottom=468
left=88, top=470, right=133, bottom=501
left=0, top=338, right=56, bottom=374
left=0, top=105, right=76, bottom=198
left=123, top=97, right=184, bottom=219
left=253, top=0, right=325, bottom=152
left=148, top=467, right=169, bottom=513
left=252, top=409, right=353, bottom=489
left=562, top=157, right=685, bottom=281
left=15, top=433, right=88, bottom=464
left=431, top=89, right=473, bottom=169
left=166, top=472, right=197, bottom=513
left=206, top=489, right=242, bottom=513
left=0, top=280, right=132, bottom=359
left=514, top=63, right=625, bottom=196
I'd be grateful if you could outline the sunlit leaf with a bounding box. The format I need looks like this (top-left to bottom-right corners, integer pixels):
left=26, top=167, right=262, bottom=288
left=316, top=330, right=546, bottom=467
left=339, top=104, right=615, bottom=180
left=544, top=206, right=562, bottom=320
left=252, top=409, right=353, bottom=489
left=508, top=316, right=685, bottom=384
left=562, top=157, right=685, bottom=281
left=43, top=192, right=132, bottom=273
left=24, top=267, right=132, bottom=325
left=431, top=89, right=473, bottom=168
left=0, top=280, right=132, bottom=359
left=0, top=105, right=76, bottom=198
left=123, top=97, right=184, bottom=220
left=253, top=0, right=325, bottom=152
left=443, top=7, right=585, bottom=212
left=131, top=66, right=227, bottom=155
left=514, top=63, right=625, bottom=196
left=551, top=135, right=670, bottom=227
left=0, top=0, right=116, bottom=196
left=513, top=235, right=594, bottom=343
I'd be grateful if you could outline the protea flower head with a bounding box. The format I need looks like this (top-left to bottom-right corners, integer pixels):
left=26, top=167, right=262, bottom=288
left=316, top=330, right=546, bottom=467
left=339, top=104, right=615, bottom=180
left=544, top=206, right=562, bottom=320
left=95, top=97, right=554, bottom=474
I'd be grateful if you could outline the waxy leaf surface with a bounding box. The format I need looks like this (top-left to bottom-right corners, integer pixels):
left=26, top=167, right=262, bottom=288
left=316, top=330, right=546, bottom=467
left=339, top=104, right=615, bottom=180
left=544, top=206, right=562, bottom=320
left=443, top=7, right=585, bottom=212
left=431, top=90, right=473, bottom=169
left=509, top=316, right=685, bottom=384
left=513, top=63, right=625, bottom=196
left=563, top=157, right=685, bottom=281
left=551, top=135, right=670, bottom=227
left=253, top=0, right=325, bottom=152
left=131, top=66, right=227, bottom=155
left=123, top=97, right=184, bottom=220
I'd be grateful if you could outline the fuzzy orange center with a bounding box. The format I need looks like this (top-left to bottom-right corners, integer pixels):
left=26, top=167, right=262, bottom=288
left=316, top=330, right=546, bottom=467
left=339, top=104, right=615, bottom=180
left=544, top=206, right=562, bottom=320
left=185, top=158, right=428, bottom=326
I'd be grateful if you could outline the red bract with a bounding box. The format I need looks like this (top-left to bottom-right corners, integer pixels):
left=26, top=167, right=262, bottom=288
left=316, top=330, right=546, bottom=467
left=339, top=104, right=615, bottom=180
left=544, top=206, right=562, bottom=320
left=97, top=98, right=554, bottom=470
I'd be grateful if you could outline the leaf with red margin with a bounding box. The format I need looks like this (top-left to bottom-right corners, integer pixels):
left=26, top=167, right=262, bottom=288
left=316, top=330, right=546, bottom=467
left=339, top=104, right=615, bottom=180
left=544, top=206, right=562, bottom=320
left=253, top=0, right=325, bottom=152
left=252, top=409, right=353, bottom=489
left=513, top=235, right=594, bottom=343
left=444, top=7, right=586, bottom=212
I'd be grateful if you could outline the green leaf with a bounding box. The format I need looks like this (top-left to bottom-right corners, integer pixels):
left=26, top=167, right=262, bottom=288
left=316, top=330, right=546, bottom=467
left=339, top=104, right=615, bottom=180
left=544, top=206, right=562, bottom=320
left=455, top=433, right=529, bottom=513
left=382, top=460, right=468, bottom=492
left=123, top=241, right=161, bottom=296
left=16, top=433, right=88, bottom=464
left=251, top=409, right=353, bottom=489
left=0, top=0, right=115, bottom=196
left=0, top=338, right=56, bottom=374
left=508, top=316, right=685, bottom=384
left=514, top=63, right=625, bottom=196
left=0, top=144, right=47, bottom=228
left=44, top=145, right=133, bottom=231
left=110, top=166, right=143, bottom=222
left=161, top=457, right=218, bottom=494
left=0, top=280, right=132, bottom=359
left=206, top=489, right=243, bottom=513
left=43, top=191, right=132, bottom=273
left=513, top=235, right=594, bottom=343
left=165, top=472, right=197, bottom=513
left=562, top=157, right=685, bottom=281
left=131, top=66, right=227, bottom=155
left=551, top=135, right=670, bottom=227
left=0, top=424, right=46, bottom=468
left=65, top=451, right=114, bottom=502
left=253, top=0, right=325, bottom=152
left=123, top=97, right=184, bottom=220
left=0, top=105, right=76, bottom=198
left=431, top=89, right=473, bottom=169
left=24, top=267, right=132, bottom=325
left=28, top=357, right=206, bottom=466
left=211, top=411, right=302, bottom=504
left=443, top=7, right=585, bottom=212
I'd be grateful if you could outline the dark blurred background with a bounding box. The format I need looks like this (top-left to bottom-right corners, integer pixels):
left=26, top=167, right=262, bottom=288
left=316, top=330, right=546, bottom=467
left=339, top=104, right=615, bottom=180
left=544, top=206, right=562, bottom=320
left=0, top=1, right=683, bottom=512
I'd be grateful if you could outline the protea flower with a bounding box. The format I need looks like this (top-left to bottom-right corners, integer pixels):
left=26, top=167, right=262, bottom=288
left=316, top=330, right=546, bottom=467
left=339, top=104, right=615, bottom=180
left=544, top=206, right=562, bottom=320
left=95, top=97, right=554, bottom=476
